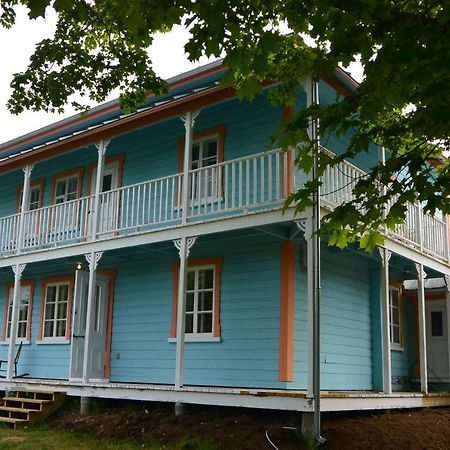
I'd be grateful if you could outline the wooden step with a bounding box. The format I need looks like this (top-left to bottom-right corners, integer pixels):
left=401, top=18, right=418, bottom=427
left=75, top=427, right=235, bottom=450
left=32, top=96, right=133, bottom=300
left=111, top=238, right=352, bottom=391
left=0, top=406, right=37, bottom=414
left=3, top=396, right=50, bottom=404
left=0, top=416, right=27, bottom=424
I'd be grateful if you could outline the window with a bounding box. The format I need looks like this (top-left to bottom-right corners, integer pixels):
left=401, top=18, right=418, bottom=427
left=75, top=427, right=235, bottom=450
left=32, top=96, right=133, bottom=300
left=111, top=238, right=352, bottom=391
left=177, top=126, right=226, bottom=203
left=17, top=180, right=45, bottom=212
left=2, top=282, right=34, bottom=342
left=186, top=266, right=215, bottom=335
left=170, top=258, right=223, bottom=341
left=54, top=175, right=79, bottom=204
left=39, top=277, right=74, bottom=342
left=389, top=286, right=401, bottom=347
left=431, top=311, right=444, bottom=337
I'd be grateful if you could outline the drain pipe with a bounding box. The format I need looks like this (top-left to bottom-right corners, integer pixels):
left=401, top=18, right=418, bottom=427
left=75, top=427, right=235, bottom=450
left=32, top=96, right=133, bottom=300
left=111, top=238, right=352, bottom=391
left=306, top=76, right=325, bottom=444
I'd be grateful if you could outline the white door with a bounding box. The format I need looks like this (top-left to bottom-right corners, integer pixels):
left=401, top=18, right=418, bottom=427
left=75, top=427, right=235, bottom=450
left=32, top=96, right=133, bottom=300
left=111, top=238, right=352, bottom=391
left=426, top=300, right=449, bottom=382
left=91, top=162, right=120, bottom=234
left=69, top=271, right=109, bottom=381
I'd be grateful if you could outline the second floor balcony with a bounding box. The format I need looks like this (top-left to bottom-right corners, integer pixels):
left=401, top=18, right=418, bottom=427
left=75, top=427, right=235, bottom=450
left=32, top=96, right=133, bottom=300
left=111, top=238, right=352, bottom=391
left=0, top=147, right=448, bottom=265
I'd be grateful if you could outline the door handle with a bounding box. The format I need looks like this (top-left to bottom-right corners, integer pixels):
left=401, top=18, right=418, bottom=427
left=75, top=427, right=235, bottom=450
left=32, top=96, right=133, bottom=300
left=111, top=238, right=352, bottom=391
left=73, top=334, right=85, bottom=339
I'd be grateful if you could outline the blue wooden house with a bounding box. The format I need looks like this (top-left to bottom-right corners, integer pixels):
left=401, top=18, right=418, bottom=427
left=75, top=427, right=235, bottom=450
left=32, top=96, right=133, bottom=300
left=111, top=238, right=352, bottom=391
left=0, top=61, right=449, bottom=427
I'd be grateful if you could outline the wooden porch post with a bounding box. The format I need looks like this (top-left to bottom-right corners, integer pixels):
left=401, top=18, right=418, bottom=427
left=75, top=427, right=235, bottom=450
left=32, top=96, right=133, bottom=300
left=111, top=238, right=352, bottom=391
left=17, top=164, right=34, bottom=254
left=415, top=262, right=428, bottom=393
left=173, top=236, right=197, bottom=388
left=379, top=247, right=392, bottom=394
left=6, top=264, right=26, bottom=380
left=180, top=111, right=199, bottom=225
left=82, top=251, right=103, bottom=383
left=91, top=140, right=109, bottom=240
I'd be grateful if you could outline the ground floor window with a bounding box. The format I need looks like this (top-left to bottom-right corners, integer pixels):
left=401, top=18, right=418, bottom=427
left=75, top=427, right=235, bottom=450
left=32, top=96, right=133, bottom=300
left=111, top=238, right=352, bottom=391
left=171, top=258, right=222, bottom=341
left=2, top=281, right=34, bottom=342
left=39, top=276, right=74, bottom=342
left=389, top=285, right=402, bottom=347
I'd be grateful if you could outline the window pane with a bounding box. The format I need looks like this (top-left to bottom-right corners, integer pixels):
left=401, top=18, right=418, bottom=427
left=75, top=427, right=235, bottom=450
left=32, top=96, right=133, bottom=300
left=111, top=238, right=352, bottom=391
left=56, top=320, right=66, bottom=337
left=56, top=181, right=66, bottom=197
left=191, top=144, right=200, bottom=166
left=431, top=311, right=443, bottom=337
left=205, top=140, right=218, bottom=159
left=59, top=284, right=69, bottom=302
left=199, top=291, right=213, bottom=312
left=392, top=307, right=399, bottom=326
left=68, top=177, right=78, bottom=194
left=199, top=269, right=214, bottom=290
left=17, top=322, right=26, bottom=338
left=187, top=271, right=195, bottom=291
left=197, top=312, right=213, bottom=333
left=29, top=188, right=40, bottom=210
left=45, top=303, right=55, bottom=320
left=47, top=286, right=57, bottom=303
left=57, top=301, right=67, bottom=320
left=186, top=292, right=195, bottom=312
left=185, top=313, right=193, bottom=334
left=44, top=320, right=53, bottom=337
left=7, top=323, right=11, bottom=339
left=392, top=326, right=400, bottom=344
left=102, top=174, right=113, bottom=192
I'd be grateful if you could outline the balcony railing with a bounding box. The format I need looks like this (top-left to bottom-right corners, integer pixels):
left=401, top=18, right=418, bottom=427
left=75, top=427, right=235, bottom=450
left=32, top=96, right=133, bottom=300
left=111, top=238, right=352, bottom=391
left=0, top=147, right=447, bottom=263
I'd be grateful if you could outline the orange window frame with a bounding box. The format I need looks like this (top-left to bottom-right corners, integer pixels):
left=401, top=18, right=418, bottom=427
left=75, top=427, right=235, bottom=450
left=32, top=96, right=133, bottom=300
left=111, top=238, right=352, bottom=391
left=2, top=280, right=35, bottom=342
left=38, top=275, right=75, bottom=341
left=171, top=257, right=223, bottom=338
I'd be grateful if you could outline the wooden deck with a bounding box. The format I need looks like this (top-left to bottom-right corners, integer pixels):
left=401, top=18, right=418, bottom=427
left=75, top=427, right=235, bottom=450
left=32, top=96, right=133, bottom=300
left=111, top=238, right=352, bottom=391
left=1, top=378, right=449, bottom=412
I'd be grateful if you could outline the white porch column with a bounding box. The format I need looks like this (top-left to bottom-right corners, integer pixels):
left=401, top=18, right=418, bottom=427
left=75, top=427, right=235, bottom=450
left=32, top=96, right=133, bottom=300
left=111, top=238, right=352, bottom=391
left=82, top=251, right=103, bottom=383
left=173, top=236, right=197, bottom=388
left=180, top=111, right=200, bottom=225
left=446, top=275, right=450, bottom=387
left=17, top=164, right=34, bottom=253
left=7, top=264, right=26, bottom=380
left=415, top=262, right=428, bottom=393
left=91, top=140, right=110, bottom=240
left=379, top=247, right=392, bottom=394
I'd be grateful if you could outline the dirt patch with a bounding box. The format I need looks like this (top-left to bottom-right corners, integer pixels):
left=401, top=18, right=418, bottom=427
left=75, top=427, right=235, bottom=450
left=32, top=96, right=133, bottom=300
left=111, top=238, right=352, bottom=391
left=51, top=403, right=450, bottom=449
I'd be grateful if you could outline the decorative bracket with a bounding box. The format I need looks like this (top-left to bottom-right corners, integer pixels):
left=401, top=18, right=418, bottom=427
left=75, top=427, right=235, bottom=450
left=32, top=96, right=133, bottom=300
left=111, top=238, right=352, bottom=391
left=85, top=252, right=103, bottom=271
left=173, top=236, right=198, bottom=259
left=378, top=247, right=392, bottom=265
left=180, top=110, right=201, bottom=129
left=11, top=264, right=26, bottom=278
left=95, top=139, right=111, bottom=157
left=295, top=218, right=308, bottom=233
left=414, top=262, right=427, bottom=280
left=22, top=165, right=34, bottom=178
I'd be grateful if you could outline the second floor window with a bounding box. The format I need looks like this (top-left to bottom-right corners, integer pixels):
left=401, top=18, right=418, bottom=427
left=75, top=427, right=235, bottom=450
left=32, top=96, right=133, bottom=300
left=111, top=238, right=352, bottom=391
left=191, top=136, right=219, bottom=200
left=54, top=175, right=79, bottom=204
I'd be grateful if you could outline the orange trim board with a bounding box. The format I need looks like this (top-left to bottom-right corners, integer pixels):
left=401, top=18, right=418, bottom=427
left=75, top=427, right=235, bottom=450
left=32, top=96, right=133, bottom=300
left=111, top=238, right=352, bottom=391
left=171, top=258, right=223, bottom=338
left=279, top=240, right=295, bottom=382
left=2, top=280, right=35, bottom=342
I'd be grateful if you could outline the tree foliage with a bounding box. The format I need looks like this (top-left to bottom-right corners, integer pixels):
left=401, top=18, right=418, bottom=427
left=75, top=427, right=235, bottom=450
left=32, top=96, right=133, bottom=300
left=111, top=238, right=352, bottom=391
left=1, top=0, right=450, bottom=250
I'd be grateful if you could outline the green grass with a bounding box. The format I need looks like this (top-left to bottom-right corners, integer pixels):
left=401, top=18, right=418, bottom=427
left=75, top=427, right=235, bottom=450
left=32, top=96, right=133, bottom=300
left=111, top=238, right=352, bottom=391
left=0, top=424, right=217, bottom=450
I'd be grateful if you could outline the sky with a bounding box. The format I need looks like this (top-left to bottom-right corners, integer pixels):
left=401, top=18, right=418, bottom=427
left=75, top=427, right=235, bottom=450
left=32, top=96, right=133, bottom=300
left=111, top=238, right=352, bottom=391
left=0, top=5, right=363, bottom=146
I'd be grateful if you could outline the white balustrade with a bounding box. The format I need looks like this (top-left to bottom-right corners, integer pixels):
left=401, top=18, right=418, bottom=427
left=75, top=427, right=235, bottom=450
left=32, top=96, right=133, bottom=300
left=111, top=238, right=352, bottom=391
left=0, top=147, right=448, bottom=263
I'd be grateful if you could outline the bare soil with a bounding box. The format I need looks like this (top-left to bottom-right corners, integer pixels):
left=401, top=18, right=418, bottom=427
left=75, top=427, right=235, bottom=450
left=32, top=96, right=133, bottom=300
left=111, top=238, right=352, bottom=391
left=51, top=402, right=450, bottom=449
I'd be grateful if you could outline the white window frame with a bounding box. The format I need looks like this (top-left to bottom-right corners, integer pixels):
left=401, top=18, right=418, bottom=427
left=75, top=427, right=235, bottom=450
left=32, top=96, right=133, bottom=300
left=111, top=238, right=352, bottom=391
left=40, top=281, right=71, bottom=343
left=389, top=286, right=402, bottom=349
left=54, top=174, right=80, bottom=204
left=2, top=284, right=32, bottom=344
left=185, top=264, right=215, bottom=339
left=190, top=135, right=220, bottom=203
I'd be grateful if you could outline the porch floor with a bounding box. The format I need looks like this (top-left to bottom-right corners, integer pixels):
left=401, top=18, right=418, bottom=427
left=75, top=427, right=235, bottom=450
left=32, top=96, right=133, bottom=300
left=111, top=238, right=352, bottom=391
left=1, top=378, right=449, bottom=413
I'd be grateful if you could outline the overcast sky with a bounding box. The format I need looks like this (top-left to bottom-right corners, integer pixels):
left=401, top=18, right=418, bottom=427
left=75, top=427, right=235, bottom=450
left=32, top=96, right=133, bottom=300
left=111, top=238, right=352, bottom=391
left=0, top=6, right=363, bottom=146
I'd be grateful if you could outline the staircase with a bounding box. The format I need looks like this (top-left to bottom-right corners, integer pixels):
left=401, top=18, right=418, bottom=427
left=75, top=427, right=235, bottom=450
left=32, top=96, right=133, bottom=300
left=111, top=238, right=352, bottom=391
left=0, top=390, right=66, bottom=428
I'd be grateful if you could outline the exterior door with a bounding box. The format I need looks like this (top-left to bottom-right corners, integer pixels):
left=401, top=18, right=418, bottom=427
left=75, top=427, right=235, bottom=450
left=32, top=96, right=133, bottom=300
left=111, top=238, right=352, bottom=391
left=91, top=162, right=120, bottom=234
left=426, top=300, right=449, bottom=382
left=69, top=270, right=109, bottom=381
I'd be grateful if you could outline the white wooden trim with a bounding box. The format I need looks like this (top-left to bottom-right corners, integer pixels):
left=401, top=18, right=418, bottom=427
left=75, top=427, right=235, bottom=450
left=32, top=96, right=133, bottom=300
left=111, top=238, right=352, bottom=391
left=0, top=340, right=30, bottom=346
left=168, top=336, right=221, bottom=343
left=36, top=337, right=70, bottom=344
